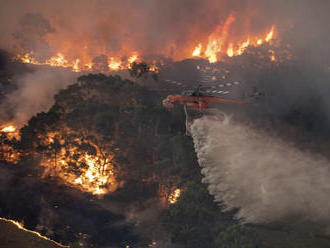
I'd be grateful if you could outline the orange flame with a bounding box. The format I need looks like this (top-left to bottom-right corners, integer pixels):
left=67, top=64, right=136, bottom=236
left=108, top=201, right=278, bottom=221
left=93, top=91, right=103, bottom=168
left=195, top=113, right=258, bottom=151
left=149, top=64, right=159, bottom=72
left=40, top=129, right=117, bottom=195
left=265, top=26, right=275, bottom=42
left=0, top=124, right=20, bottom=141
left=0, top=124, right=20, bottom=163
left=108, top=57, right=122, bottom=71
left=204, top=14, right=236, bottom=63
left=15, top=14, right=278, bottom=71
left=227, top=43, right=234, bottom=57
left=0, top=217, right=69, bottom=248
left=1, top=125, right=16, bottom=133
left=192, top=43, right=202, bottom=57
left=168, top=188, right=181, bottom=204
left=128, top=53, right=140, bottom=64
left=237, top=39, right=250, bottom=55
left=16, top=52, right=142, bottom=72
left=191, top=15, right=276, bottom=62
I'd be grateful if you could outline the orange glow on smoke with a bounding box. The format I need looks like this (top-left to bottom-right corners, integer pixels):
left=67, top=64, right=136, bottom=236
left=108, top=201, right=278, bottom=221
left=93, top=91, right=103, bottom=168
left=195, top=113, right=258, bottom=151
left=15, top=14, right=278, bottom=71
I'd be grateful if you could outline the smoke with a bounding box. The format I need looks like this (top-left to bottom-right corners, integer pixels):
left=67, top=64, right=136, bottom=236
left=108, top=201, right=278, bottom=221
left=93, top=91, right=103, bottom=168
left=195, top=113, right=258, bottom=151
left=0, top=67, right=76, bottom=126
left=191, top=113, right=330, bottom=227
left=0, top=0, right=329, bottom=61
left=12, top=13, right=55, bottom=59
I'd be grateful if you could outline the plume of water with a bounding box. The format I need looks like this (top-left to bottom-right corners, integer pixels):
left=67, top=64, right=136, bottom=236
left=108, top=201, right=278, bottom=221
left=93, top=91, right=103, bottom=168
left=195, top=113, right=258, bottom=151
left=191, top=112, right=330, bottom=225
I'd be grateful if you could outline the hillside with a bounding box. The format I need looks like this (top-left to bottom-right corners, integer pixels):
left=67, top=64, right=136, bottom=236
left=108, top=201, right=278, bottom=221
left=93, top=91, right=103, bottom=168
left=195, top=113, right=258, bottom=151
left=0, top=219, right=64, bottom=248
left=1, top=72, right=330, bottom=247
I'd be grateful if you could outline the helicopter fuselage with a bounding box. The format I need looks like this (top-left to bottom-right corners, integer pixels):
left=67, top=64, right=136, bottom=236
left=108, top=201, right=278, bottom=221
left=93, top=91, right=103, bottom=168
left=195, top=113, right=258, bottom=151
left=162, top=94, right=250, bottom=109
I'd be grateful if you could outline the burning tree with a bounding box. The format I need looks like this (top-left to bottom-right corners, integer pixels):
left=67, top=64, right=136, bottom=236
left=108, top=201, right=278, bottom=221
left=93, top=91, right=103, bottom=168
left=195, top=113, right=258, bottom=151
left=0, top=124, right=21, bottom=163
left=39, top=127, right=117, bottom=195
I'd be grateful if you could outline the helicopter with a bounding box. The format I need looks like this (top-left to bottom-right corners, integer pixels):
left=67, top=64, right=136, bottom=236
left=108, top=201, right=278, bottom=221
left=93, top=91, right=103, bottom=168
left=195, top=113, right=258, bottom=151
left=162, top=84, right=258, bottom=110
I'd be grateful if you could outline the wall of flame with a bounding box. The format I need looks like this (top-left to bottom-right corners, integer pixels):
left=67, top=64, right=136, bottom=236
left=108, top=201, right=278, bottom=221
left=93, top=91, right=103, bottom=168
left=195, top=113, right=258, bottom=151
left=0, top=0, right=283, bottom=72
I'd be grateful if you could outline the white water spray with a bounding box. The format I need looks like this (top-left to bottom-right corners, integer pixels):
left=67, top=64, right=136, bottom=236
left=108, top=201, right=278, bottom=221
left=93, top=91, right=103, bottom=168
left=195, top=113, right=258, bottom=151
left=191, top=112, right=330, bottom=224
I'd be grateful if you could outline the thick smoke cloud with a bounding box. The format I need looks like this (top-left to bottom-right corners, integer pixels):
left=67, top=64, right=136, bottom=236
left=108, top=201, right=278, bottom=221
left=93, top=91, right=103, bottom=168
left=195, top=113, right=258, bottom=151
left=0, top=0, right=328, bottom=60
left=12, top=13, right=55, bottom=59
left=191, top=113, right=330, bottom=227
left=0, top=68, right=76, bottom=126
left=0, top=0, right=328, bottom=127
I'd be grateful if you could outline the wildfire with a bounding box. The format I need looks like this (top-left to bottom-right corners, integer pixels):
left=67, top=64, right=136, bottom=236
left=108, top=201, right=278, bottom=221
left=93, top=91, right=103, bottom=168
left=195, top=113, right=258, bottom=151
left=108, top=57, right=122, bottom=71
left=40, top=129, right=117, bottom=195
left=149, top=64, right=159, bottom=72
left=192, top=14, right=276, bottom=63
left=0, top=124, right=20, bottom=140
left=0, top=124, right=20, bottom=163
left=192, top=43, right=202, bottom=57
left=46, top=53, right=69, bottom=67
left=265, top=26, right=275, bottom=42
left=0, top=144, right=20, bottom=163
left=14, top=13, right=278, bottom=71
left=269, top=49, right=276, bottom=61
left=0, top=217, right=69, bottom=248
left=1, top=124, right=16, bottom=133
left=16, top=52, right=142, bottom=73
left=72, top=59, right=80, bottom=72
left=168, top=188, right=181, bottom=204
left=128, top=53, right=139, bottom=64
left=227, top=43, right=234, bottom=57
left=0, top=124, right=118, bottom=194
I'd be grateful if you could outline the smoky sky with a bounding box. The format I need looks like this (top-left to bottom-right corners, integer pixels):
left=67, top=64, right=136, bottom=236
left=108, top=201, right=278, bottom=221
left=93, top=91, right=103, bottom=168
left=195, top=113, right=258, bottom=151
left=0, top=0, right=329, bottom=60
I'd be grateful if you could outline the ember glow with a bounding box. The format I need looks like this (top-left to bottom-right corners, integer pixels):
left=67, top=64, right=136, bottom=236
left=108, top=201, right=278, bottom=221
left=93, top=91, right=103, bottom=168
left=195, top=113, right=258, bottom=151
left=168, top=188, right=181, bottom=204
left=0, top=217, right=70, bottom=248
left=40, top=129, right=117, bottom=195
left=1, top=124, right=20, bottom=140
left=1, top=124, right=16, bottom=133
left=0, top=144, right=20, bottom=164
left=16, top=51, right=143, bottom=72
left=0, top=124, right=20, bottom=163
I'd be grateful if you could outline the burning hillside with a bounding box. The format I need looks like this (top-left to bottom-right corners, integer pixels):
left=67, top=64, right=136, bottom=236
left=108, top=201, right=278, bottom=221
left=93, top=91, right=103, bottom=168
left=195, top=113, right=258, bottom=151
left=39, top=128, right=118, bottom=195
left=13, top=16, right=276, bottom=72
left=0, top=0, right=288, bottom=73
left=13, top=18, right=276, bottom=72
left=0, top=73, right=198, bottom=247
left=0, top=123, right=117, bottom=195
left=1, top=0, right=330, bottom=247
left=192, top=16, right=276, bottom=63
